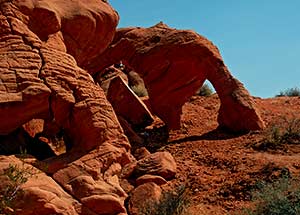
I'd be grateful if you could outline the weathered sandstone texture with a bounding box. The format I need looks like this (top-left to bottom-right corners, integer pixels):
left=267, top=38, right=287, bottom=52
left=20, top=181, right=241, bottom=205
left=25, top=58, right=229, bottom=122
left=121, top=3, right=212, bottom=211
left=0, top=0, right=127, bottom=151
left=0, top=1, right=134, bottom=214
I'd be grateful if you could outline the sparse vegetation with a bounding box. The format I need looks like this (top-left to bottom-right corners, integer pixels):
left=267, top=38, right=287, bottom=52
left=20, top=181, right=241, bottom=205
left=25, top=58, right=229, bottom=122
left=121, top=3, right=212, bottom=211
left=143, top=185, right=190, bottom=215
left=253, top=117, right=300, bottom=150
left=236, top=175, right=300, bottom=215
left=196, top=83, right=213, bottom=97
left=276, top=87, right=300, bottom=97
left=0, top=156, right=35, bottom=215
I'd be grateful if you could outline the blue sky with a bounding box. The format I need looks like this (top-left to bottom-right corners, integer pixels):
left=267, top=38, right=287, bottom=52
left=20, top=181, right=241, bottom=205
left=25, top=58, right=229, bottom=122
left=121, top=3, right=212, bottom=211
left=110, top=0, right=300, bottom=98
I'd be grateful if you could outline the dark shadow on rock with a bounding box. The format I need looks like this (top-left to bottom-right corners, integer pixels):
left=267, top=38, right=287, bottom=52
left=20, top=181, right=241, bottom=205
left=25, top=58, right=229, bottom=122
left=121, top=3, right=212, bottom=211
left=168, top=127, right=247, bottom=145
left=138, top=125, right=169, bottom=153
left=0, top=127, right=55, bottom=160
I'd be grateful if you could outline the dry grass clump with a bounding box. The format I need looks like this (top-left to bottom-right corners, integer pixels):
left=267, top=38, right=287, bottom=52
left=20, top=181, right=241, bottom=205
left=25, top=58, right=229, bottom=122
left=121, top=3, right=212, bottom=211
left=253, top=117, right=300, bottom=150
left=143, top=185, right=191, bottom=215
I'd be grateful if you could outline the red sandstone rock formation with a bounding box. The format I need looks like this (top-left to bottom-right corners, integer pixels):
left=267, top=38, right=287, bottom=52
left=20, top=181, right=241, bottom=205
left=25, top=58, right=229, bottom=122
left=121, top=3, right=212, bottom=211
left=128, top=182, right=162, bottom=215
left=0, top=2, right=179, bottom=215
left=136, top=174, right=167, bottom=186
left=86, top=23, right=265, bottom=132
left=120, top=151, right=177, bottom=182
left=0, top=1, right=133, bottom=214
left=107, top=76, right=154, bottom=127
left=0, top=0, right=126, bottom=151
left=18, top=0, right=119, bottom=66
left=0, top=0, right=265, bottom=214
left=51, top=143, right=132, bottom=215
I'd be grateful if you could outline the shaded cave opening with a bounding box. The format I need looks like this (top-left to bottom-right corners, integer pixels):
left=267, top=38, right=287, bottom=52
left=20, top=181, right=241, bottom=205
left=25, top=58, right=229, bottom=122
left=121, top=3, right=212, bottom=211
left=0, top=119, right=71, bottom=161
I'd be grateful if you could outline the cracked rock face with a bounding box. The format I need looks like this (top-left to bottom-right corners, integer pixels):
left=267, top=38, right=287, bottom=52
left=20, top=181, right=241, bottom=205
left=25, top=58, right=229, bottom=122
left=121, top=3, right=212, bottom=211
left=86, top=23, right=265, bottom=132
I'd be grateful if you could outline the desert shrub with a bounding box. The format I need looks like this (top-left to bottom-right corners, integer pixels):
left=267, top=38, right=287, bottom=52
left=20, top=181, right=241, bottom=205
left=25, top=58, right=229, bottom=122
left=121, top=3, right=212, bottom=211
left=276, top=87, right=300, bottom=97
left=131, top=84, right=148, bottom=97
left=237, top=175, right=300, bottom=215
left=196, top=83, right=213, bottom=97
left=253, top=117, right=300, bottom=150
left=0, top=159, right=34, bottom=214
left=143, top=185, right=190, bottom=215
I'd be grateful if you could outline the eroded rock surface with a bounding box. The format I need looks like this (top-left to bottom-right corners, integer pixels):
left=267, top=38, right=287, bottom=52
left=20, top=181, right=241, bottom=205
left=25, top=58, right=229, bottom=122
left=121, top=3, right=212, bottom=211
left=0, top=1, right=131, bottom=214
left=136, top=174, right=167, bottom=186
left=86, top=22, right=265, bottom=132
left=51, top=143, right=132, bottom=215
left=134, top=151, right=177, bottom=180
left=0, top=0, right=127, bottom=151
left=18, top=0, right=119, bottom=66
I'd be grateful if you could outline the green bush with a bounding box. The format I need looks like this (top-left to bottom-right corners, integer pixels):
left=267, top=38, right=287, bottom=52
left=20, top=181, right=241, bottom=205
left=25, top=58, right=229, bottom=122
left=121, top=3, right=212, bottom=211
left=253, top=117, right=300, bottom=150
left=0, top=162, right=34, bottom=214
left=276, top=87, right=300, bottom=97
left=237, top=176, right=300, bottom=215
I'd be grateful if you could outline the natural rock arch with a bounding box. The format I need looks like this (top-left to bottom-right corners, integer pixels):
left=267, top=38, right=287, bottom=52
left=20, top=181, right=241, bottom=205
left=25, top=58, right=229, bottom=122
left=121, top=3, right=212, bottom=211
left=84, top=22, right=265, bottom=132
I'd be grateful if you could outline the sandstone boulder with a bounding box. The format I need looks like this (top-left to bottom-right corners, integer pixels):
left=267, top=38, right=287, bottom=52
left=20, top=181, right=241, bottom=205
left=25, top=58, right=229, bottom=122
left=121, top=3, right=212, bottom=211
left=120, top=151, right=177, bottom=181
left=134, top=151, right=177, bottom=180
left=127, top=70, right=147, bottom=90
left=127, top=70, right=149, bottom=97
left=22, top=119, right=44, bottom=138
left=128, top=182, right=162, bottom=215
left=50, top=143, right=133, bottom=215
left=136, top=174, right=167, bottom=186
left=86, top=22, right=265, bottom=132
left=107, top=76, right=154, bottom=128
left=133, top=147, right=151, bottom=160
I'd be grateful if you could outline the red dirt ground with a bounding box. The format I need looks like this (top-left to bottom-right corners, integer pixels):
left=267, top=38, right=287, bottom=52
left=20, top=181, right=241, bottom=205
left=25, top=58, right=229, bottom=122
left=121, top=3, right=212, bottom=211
left=161, top=95, right=300, bottom=214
